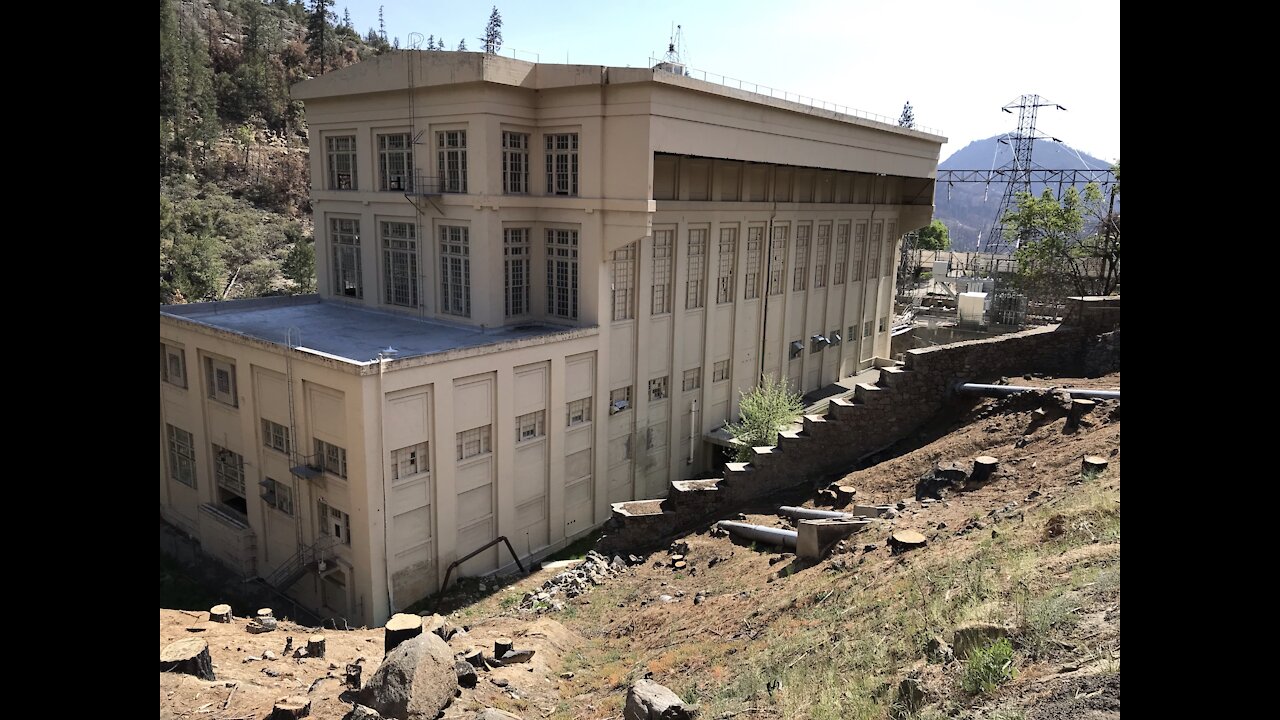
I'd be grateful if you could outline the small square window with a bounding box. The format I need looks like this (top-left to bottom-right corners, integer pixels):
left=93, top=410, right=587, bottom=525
left=392, top=442, right=429, bottom=480
left=713, top=360, right=730, bottom=383
left=682, top=368, right=701, bottom=392
left=609, top=387, right=632, bottom=414
left=567, top=398, right=592, bottom=427
left=516, top=411, right=546, bottom=442
left=649, top=376, right=669, bottom=401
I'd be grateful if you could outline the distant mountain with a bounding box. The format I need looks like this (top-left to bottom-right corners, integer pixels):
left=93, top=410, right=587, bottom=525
left=933, top=137, right=1114, bottom=251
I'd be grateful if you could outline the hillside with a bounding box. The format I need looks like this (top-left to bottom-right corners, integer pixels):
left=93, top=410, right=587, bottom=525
left=934, top=137, right=1114, bottom=251
left=161, top=373, right=1120, bottom=719
left=159, top=0, right=389, bottom=304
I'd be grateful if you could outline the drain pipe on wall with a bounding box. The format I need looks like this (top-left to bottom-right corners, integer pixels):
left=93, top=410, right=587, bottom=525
left=377, top=348, right=398, bottom=617
left=688, top=399, right=698, bottom=465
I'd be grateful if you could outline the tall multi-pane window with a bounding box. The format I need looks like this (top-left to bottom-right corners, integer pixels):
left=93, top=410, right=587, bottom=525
left=439, top=225, right=471, bottom=316
left=378, top=133, right=413, bottom=191
left=213, top=444, right=245, bottom=496
left=792, top=225, right=810, bottom=291
left=205, top=357, right=237, bottom=407
left=546, top=229, right=579, bottom=320
left=516, top=411, right=546, bottom=442
left=331, top=217, right=362, bottom=299
left=567, top=398, right=592, bottom=426
left=326, top=136, right=357, bottom=190
left=262, top=478, right=294, bottom=516
left=381, top=221, right=419, bottom=308
left=545, top=133, right=579, bottom=196
left=315, top=439, right=348, bottom=478
left=686, top=228, right=707, bottom=309
left=884, top=221, right=898, bottom=276
left=712, top=360, right=730, bottom=383
left=502, top=131, right=529, bottom=194
left=456, top=426, right=492, bottom=460
left=612, top=243, right=636, bottom=321
left=716, top=227, right=736, bottom=304
left=768, top=225, right=788, bottom=295
left=867, top=221, right=882, bottom=280
left=161, top=343, right=186, bottom=388
left=833, top=222, right=850, bottom=285
left=437, top=130, right=467, bottom=193
left=651, top=230, right=673, bottom=315
left=166, top=424, right=196, bottom=488
left=504, top=228, right=530, bottom=317
left=261, top=419, right=291, bottom=455
left=318, top=501, right=351, bottom=545
left=852, top=223, right=866, bottom=280
left=392, top=442, right=429, bottom=480
left=682, top=368, right=701, bottom=392
left=814, top=224, right=830, bottom=288
left=744, top=227, right=762, bottom=300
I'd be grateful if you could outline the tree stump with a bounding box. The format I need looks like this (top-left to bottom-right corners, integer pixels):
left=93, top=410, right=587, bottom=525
left=1069, top=399, right=1097, bottom=421
left=668, top=555, right=684, bottom=566
left=209, top=604, right=232, bottom=623
left=817, top=488, right=839, bottom=506
left=344, top=663, right=363, bottom=690
left=971, top=456, right=999, bottom=484
left=257, top=608, right=275, bottom=622
left=160, top=638, right=215, bottom=681
left=384, top=613, right=423, bottom=653
left=1082, top=456, right=1109, bottom=474
left=306, top=634, right=326, bottom=659
left=461, top=647, right=486, bottom=669
left=494, top=638, right=514, bottom=657
left=889, top=530, right=928, bottom=554
left=672, top=561, right=688, bottom=571
left=833, top=486, right=857, bottom=507
left=270, top=696, right=311, bottom=719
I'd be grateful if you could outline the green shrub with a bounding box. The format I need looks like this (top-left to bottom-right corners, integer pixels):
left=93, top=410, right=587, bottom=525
left=961, top=637, right=1016, bottom=695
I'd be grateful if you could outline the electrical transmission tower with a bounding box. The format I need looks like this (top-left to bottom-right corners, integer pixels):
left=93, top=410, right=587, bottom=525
left=982, top=94, right=1066, bottom=254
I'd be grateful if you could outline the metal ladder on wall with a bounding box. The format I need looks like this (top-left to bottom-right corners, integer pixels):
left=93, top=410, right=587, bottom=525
left=264, top=535, right=339, bottom=589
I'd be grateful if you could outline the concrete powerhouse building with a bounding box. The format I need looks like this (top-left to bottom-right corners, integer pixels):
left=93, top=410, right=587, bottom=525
left=159, top=52, right=945, bottom=626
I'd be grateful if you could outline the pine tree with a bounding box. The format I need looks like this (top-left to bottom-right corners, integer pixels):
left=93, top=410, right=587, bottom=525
left=378, top=5, right=386, bottom=40
left=457, top=38, right=467, bottom=51
left=342, top=7, right=352, bottom=30
left=426, top=34, right=435, bottom=50
left=898, top=101, right=915, bottom=129
left=483, top=6, right=503, bottom=55
left=306, top=0, right=335, bottom=74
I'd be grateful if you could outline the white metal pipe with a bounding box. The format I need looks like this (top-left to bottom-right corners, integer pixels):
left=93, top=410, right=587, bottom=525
left=956, top=383, right=1119, bottom=400
left=778, top=506, right=852, bottom=520
left=716, top=521, right=797, bottom=549
left=688, top=399, right=698, bottom=465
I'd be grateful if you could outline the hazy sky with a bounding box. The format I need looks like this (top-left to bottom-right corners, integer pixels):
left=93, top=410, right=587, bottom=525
left=334, top=0, right=1120, bottom=163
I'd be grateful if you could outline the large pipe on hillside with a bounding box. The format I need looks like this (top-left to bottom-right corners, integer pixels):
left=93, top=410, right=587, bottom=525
left=955, top=383, right=1119, bottom=400
left=716, top=521, right=797, bottom=549
left=778, top=506, right=853, bottom=521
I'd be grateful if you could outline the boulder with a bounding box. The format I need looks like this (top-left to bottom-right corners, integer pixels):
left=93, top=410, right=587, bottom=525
left=422, top=613, right=459, bottom=642
left=624, top=679, right=697, bottom=720
left=344, top=706, right=382, bottom=720
left=454, top=661, right=478, bottom=688
left=476, top=710, right=523, bottom=720
left=358, top=633, right=458, bottom=719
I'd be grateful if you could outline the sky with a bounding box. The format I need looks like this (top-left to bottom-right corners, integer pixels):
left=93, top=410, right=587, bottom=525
left=333, top=0, right=1120, bottom=163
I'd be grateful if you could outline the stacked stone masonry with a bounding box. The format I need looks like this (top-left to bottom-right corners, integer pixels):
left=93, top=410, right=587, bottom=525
left=604, top=297, right=1119, bottom=551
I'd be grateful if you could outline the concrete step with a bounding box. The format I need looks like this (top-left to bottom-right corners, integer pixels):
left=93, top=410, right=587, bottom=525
left=877, top=365, right=912, bottom=389
left=854, top=382, right=887, bottom=404
left=802, top=414, right=830, bottom=434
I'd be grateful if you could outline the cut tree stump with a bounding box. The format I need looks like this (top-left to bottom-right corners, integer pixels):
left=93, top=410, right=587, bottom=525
left=1082, top=456, right=1109, bottom=474
left=668, top=555, right=685, bottom=566
left=971, top=456, right=999, bottom=484
left=344, top=663, right=363, bottom=690
left=494, top=638, right=513, bottom=657
left=889, top=530, right=928, bottom=554
left=461, top=647, right=486, bottom=669
left=257, top=608, right=274, bottom=620
left=270, top=696, right=311, bottom=719
left=672, top=561, right=688, bottom=570
left=209, top=604, right=232, bottom=623
left=833, top=486, right=857, bottom=506
left=306, top=635, right=326, bottom=659
left=384, top=613, right=423, bottom=653
left=160, top=638, right=215, bottom=681
left=1069, top=399, right=1097, bottom=420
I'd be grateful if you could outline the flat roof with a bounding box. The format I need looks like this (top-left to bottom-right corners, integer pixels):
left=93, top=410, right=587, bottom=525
left=161, top=296, right=581, bottom=364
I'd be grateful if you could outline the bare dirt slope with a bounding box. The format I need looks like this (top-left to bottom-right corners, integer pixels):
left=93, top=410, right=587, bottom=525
left=162, top=373, right=1119, bottom=719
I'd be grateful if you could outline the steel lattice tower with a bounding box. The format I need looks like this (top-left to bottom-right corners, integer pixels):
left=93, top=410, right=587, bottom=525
left=982, top=94, right=1065, bottom=254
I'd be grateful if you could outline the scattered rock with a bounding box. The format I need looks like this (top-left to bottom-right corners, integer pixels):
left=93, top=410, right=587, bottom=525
left=560, top=672, right=575, bottom=679
left=344, top=704, right=382, bottom=720
left=423, top=614, right=459, bottom=642
left=359, top=633, right=458, bottom=720
left=520, top=551, right=626, bottom=613
left=263, top=650, right=277, bottom=661
left=894, top=676, right=935, bottom=717
left=455, top=661, right=478, bottom=688
left=658, top=595, right=676, bottom=603
left=475, top=709, right=522, bottom=720
left=624, top=679, right=697, bottom=720
left=925, top=636, right=954, bottom=663
left=490, top=677, right=509, bottom=688
left=863, top=543, right=878, bottom=553
left=693, top=593, right=705, bottom=605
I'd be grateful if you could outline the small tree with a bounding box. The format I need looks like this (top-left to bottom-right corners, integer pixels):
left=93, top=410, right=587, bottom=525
left=917, top=219, right=950, bottom=251
left=898, top=101, right=915, bottom=129
left=482, top=6, right=503, bottom=55
left=282, top=227, right=316, bottom=292
left=457, top=38, right=468, bottom=51
left=306, top=0, right=335, bottom=74
left=1003, top=173, right=1120, bottom=298
left=725, top=375, right=804, bottom=462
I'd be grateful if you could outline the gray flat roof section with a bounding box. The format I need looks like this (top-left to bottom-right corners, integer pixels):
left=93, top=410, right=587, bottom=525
left=161, top=296, right=577, bottom=363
